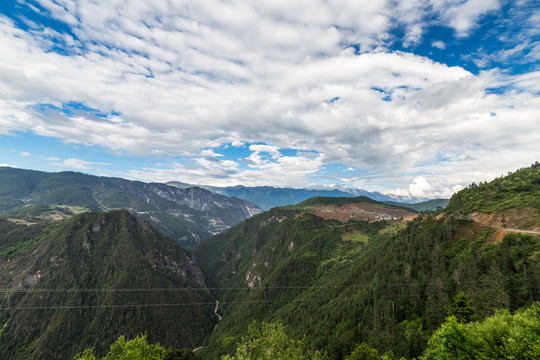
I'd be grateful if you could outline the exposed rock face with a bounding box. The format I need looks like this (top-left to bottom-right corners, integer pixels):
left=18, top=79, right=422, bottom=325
left=0, top=211, right=216, bottom=360
left=0, top=167, right=263, bottom=246
left=144, top=183, right=263, bottom=235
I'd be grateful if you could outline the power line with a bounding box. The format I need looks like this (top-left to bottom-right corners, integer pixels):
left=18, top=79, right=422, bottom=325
left=0, top=280, right=475, bottom=293
left=0, top=289, right=472, bottom=311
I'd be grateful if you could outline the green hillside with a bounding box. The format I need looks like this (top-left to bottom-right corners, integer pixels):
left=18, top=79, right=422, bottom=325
left=296, top=195, right=380, bottom=207
left=445, top=162, right=540, bottom=214
left=0, top=211, right=216, bottom=359
left=193, top=175, right=540, bottom=359
left=1, top=165, right=539, bottom=359
left=384, top=199, right=450, bottom=212
left=0, top=167, right=261, bottom=246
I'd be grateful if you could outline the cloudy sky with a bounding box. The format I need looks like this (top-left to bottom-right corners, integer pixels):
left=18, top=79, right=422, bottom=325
left=0, top=0, right=539, bottom=199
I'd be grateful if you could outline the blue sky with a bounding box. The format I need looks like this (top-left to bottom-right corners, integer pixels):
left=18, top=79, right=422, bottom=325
left=0, top=0, right=539, bottom=199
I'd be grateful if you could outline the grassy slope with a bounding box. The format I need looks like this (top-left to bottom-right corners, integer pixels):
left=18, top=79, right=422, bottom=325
left=384, top=199, right=450, bottom=212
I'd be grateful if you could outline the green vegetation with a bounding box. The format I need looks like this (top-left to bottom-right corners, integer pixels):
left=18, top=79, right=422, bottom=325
left=0, top=211, right=215, bottom=360
left=344, top=343, right=381, bottom=360
left=341, top=230, right=369, bottom=243
left=75, top=335, right=166, bottom=360
left=0, top=167, right=260, bottom=246
left=222, top=322, right=327, bottom=360
left=194, top=196, right=540, bottom=359
left=447, top=292, right=477, bottom=323
left=74, top=334, right=201, bottom=360
left=422, top=303, right=540, bottom=359
left=0, top=204, right=90, bottom=225
left=297, top=196, right=380, bottom=207
left=384, top=199, right=450, bottom=212
left=0, top=218, right=48, bottom=260
left=445, top=162, right=540, bottom=214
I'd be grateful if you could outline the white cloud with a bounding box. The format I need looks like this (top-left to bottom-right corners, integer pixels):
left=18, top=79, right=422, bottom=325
left=432, top=40, right=446, bottom=49
left=41, top=156, right=60, bottom=161
left=383, top=176, right=432, bottom=199
left=435, top=0, right=501, bottom=37
left=20, top=151, right=31, bottom=157
left=200, top=149, right=223, bottom=158
left=51, top=158, right=111, bottom=170
left=0, top=1, right=538, bottom=197
left=409, top=177, right=432, bottom=198
left=128, top=145, right=324, bottom=188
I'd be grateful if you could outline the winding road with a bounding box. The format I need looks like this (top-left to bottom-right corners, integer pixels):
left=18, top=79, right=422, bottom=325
left=495, top=227, right=540, bottom=235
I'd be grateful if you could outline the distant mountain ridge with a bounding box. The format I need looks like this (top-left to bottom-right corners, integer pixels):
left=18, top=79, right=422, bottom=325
left=384, top=198, right=450, bottom=212
left=0, top=167, right=262, bottom=246
left=167, top=182, right=437, bottom=210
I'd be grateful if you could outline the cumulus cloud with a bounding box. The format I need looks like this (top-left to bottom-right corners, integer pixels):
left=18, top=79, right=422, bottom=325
left=51, top=158, right=111, bottom=170
left=435, top=0, right=501, bottom=37
left=384, top=177, right=433, bottom=199
left=129, top=148, right=324, bottom=188
left=0, top=0, right=538, bottom=197
left=432, top=40, right=446, bottom=49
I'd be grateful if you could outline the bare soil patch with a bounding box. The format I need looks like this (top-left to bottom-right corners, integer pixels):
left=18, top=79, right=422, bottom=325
left=305, top=202, right=414, bottom=222
left=472, top=207, right=540, bottom=231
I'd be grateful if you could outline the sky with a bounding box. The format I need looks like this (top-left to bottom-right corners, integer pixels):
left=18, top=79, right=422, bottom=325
left=0, top=0, right=539, bottom=199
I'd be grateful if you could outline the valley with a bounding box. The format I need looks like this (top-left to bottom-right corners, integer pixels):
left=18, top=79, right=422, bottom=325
left=0, top=168, right=262, bottom=247
left=0, top=163, right=539, bottom=359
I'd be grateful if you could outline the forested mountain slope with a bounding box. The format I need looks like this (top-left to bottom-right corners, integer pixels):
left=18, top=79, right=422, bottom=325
left=0, top=167, right=261, bottom=246
left=384, top=198, right=450, bottom=212
left=193, top=166, right=540, bottom=359
left=445, top=162, right=540, bottom=230
left=0, top=210, right=216, bottom=360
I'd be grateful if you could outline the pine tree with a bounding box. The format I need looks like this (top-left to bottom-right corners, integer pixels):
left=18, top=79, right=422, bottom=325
left=448, top=292, right=476, bottom=323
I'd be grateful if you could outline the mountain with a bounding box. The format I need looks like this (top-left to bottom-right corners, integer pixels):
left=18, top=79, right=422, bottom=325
left=0, top=210, right=217, bottom=359
left=192, top=165, right=540, bottom=359
left=167, top=183, right=429, bottom=210
left=444, top=162, right=540, bottom=230
left=0, top=167, right=262, bottom=246
left=383, top=198, right=450, bottom=212
left=2, top=164, right=538, bottom=359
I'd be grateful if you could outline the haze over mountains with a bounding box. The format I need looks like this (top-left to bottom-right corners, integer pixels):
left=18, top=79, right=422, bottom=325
left=168, top=181, right=446, bottom=210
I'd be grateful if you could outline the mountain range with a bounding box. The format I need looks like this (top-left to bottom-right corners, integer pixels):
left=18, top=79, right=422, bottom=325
left=0, top=167, right=262, bottom=246
left=192, top=163, right=540, bottom=359
left=0, top=163, right=539, bottom=359
left=167, top=182, right=445, bottom=210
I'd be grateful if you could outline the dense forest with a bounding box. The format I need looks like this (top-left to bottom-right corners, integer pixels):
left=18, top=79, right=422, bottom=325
left=0, top=211, right=216, bottom=359
left=445, top=161, right=540, bottom=215
left=194, top=212, right=540, bottom=359
left=193, top=163, right=540, bottom=359
left=1, top=163, right=539, bottom=359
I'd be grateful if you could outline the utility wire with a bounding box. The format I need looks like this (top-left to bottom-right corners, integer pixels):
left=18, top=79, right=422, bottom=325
left=0, top=280, right=474, bottom=293
left=0, top=290, right=470, bottom=311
